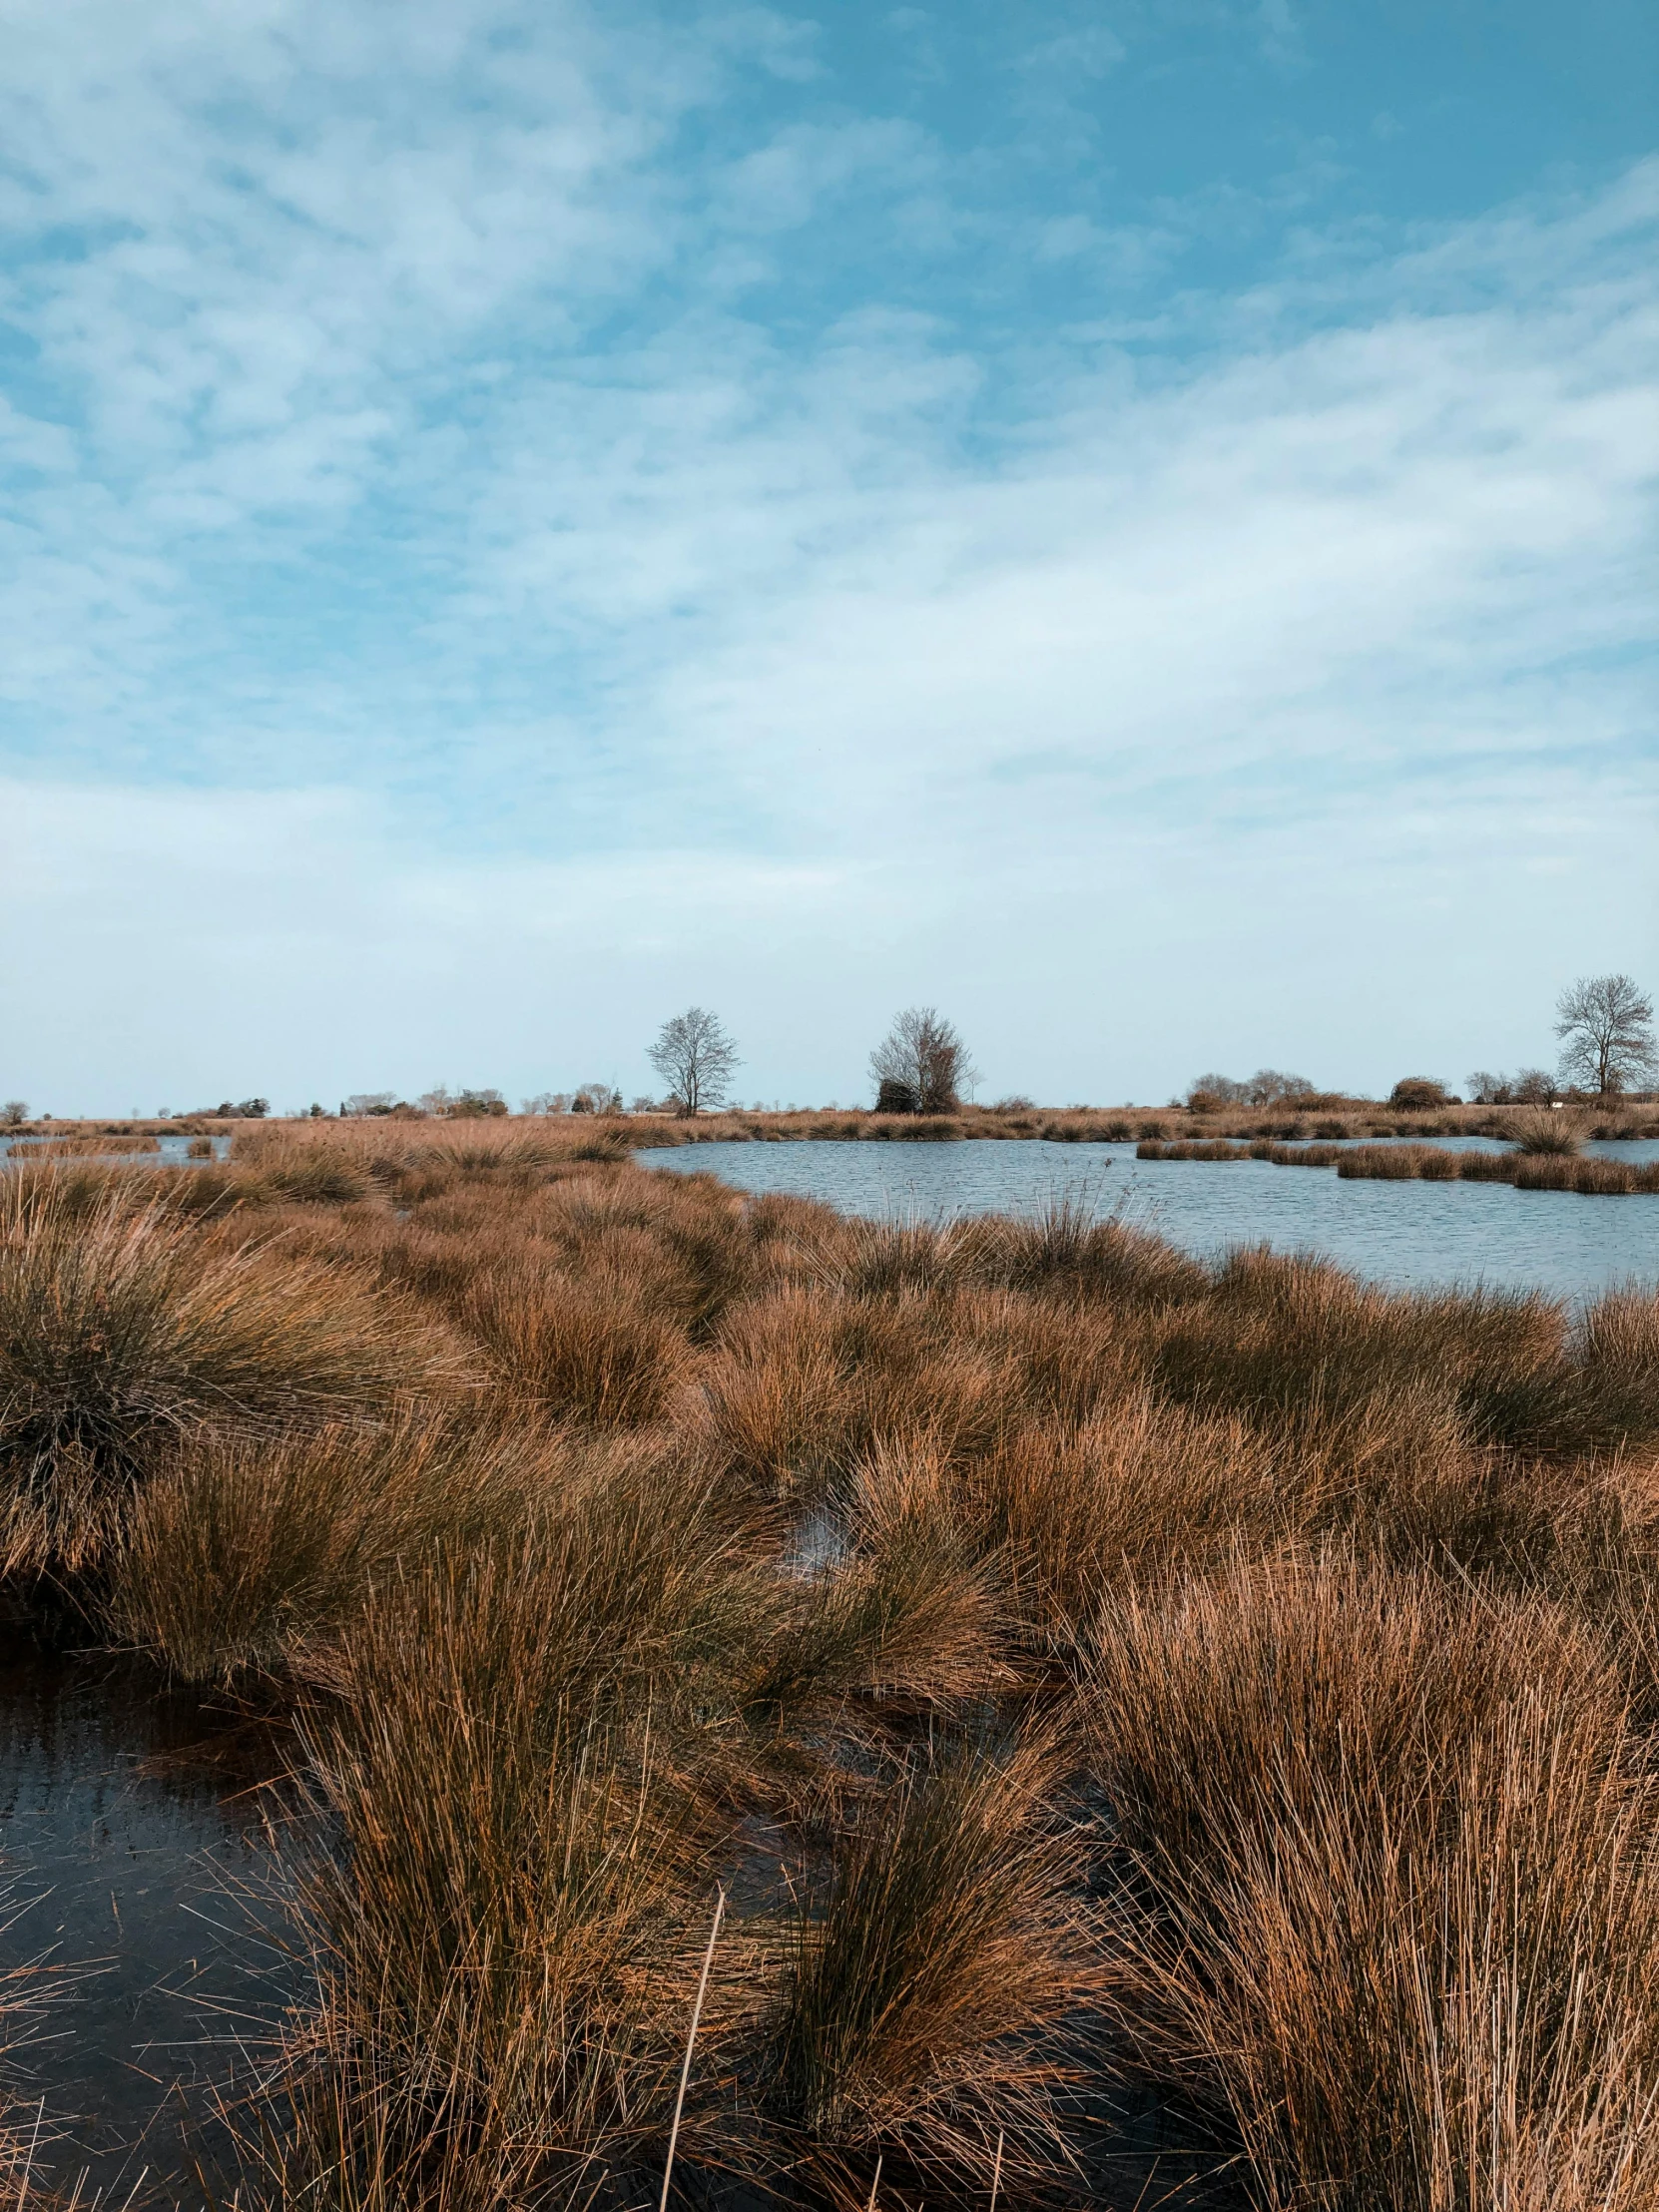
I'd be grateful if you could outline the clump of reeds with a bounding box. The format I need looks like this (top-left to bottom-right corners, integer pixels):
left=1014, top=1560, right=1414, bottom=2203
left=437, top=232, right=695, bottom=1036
left=1335, top=1142, right=1440, bottom=1179
left=463, top=1257, right=694, bottom=1428
left=1500, top=1105, right=1591, bottom=1156
left=262, top=1468, right=778, bottom=2208
left=1080, top=1554, right=1659, bottom=2211
left=959, top=1391, right=1281, bottom=1640
left=0, top=1174, right=464, bottom=1581
left=764, top=1731, right=1091, bottom=2193
left=104, top=1405, right=577, bottom=1682
left=959, top=1196, right=1208, bottom=1306
left=1137, top=1138, right=1253, bottom=1162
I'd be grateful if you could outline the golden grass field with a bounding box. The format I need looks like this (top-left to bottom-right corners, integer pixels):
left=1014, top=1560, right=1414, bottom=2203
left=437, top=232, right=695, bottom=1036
left=3, top=1114, right=1659, bottom=2209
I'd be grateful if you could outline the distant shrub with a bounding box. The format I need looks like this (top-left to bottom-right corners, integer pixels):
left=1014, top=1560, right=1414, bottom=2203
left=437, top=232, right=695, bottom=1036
left=1388, top=1077, right=1451, bottom=1110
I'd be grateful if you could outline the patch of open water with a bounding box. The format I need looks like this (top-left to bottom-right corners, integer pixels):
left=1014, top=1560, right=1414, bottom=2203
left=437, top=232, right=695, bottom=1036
left=639, top=1138, right=1659, bottom=1300
left=0, top=1136, right=234, bottom=1169
left=0, top=1644, right=295, bottom=2201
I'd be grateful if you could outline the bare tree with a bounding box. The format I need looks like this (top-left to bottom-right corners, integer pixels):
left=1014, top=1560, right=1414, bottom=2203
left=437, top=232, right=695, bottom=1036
left=1, top=1101, right=26, bottom=1128
left=1467, top=1068, right=1558, bottom=1106
left=1246, top=1069, right=1315, bottom=1106
left=1187, top=1073, right=1249, bottom=1107
left=648, top=1008, right=741, bottom=1116
left=1554, top=974, right=1657, bottom=1096
left=868, top=1007, right=977, bottom=1114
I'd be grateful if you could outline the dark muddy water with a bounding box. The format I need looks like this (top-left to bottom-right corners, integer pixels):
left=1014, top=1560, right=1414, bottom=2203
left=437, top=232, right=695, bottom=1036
left=0, top=1642, right=296, bottom=2201
left=638, top=1137, right=1659, bottom=1300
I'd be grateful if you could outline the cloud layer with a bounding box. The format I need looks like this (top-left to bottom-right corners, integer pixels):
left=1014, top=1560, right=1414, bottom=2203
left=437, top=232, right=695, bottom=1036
left=0, top=2, right=1654, bottom=1108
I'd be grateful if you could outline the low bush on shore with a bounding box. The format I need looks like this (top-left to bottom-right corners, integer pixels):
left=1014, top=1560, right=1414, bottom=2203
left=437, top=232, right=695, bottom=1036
left=3, top=1123, right=1659, bottom=2208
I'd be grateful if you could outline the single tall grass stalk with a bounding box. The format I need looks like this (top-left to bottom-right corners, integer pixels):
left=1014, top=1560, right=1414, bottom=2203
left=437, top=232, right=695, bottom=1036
left=658, top=1888, right=726, bottom=2212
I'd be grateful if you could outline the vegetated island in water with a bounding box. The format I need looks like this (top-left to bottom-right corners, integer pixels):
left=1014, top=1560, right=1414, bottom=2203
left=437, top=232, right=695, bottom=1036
left=3, top=1113, right=1659, bottom=2208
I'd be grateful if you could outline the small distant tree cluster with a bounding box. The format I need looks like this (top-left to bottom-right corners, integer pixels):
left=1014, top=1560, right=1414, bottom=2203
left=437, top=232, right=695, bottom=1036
left=571, top=1083, right=624, bottom=1116
left=648, top=1008, right=741, bottom=1117
left=1555, top=974, right=1656, bottom=1096
left=420, top=1086, right=507, bottom=1119
left=1466, top=1069, right=1556, bottom=1106
left=1187, top=1070, right=1316, bottom=1111
left=211, top=1097, right=269, bottom=1119
left=523, top=1088, right=636, bottom=1115
left=869, top=1007, right=976, bottom=1113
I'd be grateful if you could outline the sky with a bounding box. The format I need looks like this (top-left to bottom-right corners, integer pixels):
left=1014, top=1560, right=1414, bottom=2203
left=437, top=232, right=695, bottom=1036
left=1, top=0, right=1654, bottom=1114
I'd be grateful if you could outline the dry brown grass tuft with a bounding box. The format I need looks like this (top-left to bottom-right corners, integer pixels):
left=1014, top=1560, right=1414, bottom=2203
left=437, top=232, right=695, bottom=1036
left=282, top=1572, right=724, bottom=2207
left=463, top=1257, right=695, bottom=1428
left=105, top=1406, right=564, bottom=1682
left=1080, top=1554, right=1659, bottom=2210
left=765, top=1730, right=1092, bottom=2192
left=961, top=1392, right=1282, bottom=1640
left=0, top=1173, right=465, bottom=1580
left=1499, top=1105, right=1593, bottom=1156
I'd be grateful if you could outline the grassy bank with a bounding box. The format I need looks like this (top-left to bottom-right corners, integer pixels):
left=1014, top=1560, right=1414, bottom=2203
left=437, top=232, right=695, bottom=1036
left=13, top=1097, right=1659, bottom=1156
left=3, top=1119, right=1659, bottom=2207
left=1139, top=1131, right=1659, bottom=1194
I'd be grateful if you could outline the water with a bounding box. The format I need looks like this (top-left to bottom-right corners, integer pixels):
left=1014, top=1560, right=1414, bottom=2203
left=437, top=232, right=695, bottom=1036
left=0, top=1135, right=234, bottom=1168
left=638, top=1139, right=1659, bottom=1300
left=0, top=1646, right=295, bottom=2200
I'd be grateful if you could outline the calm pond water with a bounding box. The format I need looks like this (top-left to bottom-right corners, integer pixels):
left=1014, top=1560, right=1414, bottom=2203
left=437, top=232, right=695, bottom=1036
left=639, top=1139, right=1659, bottom=1300
left=0, top=1648, right=293, bottom=2199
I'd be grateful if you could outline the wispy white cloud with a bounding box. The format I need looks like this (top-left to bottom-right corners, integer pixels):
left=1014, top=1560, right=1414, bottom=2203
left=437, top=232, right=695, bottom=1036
left=0, top=3, right=1653, bottom=1105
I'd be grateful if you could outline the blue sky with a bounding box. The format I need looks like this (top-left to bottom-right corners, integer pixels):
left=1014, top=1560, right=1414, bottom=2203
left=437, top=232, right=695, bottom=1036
left=1, top=0, right=1654, bottom=1112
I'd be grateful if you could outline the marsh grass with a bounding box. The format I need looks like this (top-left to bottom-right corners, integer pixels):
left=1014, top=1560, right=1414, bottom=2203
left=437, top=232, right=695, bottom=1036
left=765, top=1732, right=1091, bottom=2193
left=1141, top=1126, right=1659, bottom=1198
left=0, top=1174, right=465, bottom=1581
left=1081, top=1556, right=1659, bottom=2210
left=1500, top=1106, right=1593, bottom=1156
left=13, top=1124, right=1659, bottom=2210
left=105, top=1407, right=571, bottom=1682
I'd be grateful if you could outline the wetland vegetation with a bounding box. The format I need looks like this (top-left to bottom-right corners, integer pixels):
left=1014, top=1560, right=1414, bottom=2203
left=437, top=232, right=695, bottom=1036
left=3, top=1117, right=1659, bottom=2208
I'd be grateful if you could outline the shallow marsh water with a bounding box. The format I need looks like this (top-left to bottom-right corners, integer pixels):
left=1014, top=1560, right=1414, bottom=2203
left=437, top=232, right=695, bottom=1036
left=0, top=1135, right=234, bottom=1169
left=639, top=1137, right=1659, bottom=1300
left=0, top=1644, right=294, bottom=2201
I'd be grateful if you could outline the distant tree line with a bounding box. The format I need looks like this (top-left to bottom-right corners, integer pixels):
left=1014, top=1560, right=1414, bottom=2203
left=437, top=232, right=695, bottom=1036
left=66, top=971, right=1646, bottom=1129
left=1187, top=976, right=1656, bottom=1115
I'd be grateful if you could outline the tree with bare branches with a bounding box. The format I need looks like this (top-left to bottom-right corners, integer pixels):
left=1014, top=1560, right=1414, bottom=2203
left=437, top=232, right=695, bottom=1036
left=1554, top=974, right=1656, bottom=1096
left=868, top=1007, right=977, bottom=1114
left=647, top=1008, right=741, bottom=1116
